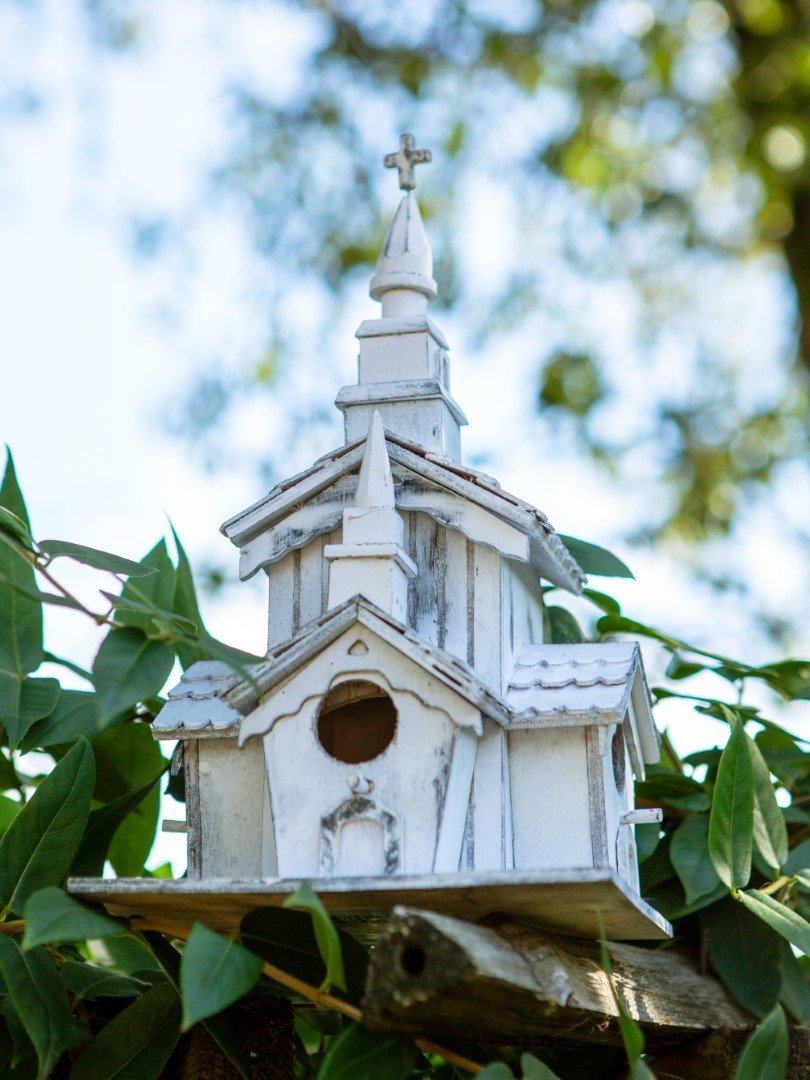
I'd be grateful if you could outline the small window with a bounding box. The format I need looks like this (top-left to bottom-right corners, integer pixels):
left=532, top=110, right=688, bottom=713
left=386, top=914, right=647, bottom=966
left=317, top=681, right=397, bottom=764
left=612, top=726, right=627, bottom=794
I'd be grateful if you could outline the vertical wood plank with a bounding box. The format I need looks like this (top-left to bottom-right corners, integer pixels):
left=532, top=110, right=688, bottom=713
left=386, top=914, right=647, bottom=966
left=586, top=727, right=610, bottom=868
left=471, top=723, right=510, bottom=871
left=299, top=537, right=325, bottom=627
left=433, top=728, right=478, bottom=873
left=442, top=528, right=468, bottom=663
left=472, top=543, right=501, bottom=688
left=267, top=551, right=295, bottom=648
left=184, top=741, right=201, bottom=880
left=411, top=512, right=440, bottom=646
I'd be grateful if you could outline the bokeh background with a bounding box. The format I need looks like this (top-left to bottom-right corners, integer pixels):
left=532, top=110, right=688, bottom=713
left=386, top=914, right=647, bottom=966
left=1, top=0, right=808, bottom=871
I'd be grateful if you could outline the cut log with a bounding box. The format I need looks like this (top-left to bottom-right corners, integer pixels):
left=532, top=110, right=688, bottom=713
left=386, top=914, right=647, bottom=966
left=362, top=906, right=749, bottom=1050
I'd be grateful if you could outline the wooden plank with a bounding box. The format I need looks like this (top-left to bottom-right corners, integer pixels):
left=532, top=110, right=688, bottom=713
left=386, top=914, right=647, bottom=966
left=362, top=907, right=747, bottom=1050
left=267, top=551, right=295, bottom=647
left=471, top=542, right=501, bottom=687
left=67, top=869, right=671, bottom=941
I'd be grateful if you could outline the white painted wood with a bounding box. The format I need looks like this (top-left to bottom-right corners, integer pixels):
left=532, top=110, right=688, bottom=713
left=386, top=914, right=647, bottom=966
left=165, top=163, right=666, bottom=924
left=470, top=720, right=512, bottom=872
left=197, top=739, right=265, bottom=879
left=441, top=526, right=468, bottom=661
left=241, top=625, right=481, bottom=878
left=68, top=869, right=673, bottom=941
left=433, top=727, right=478, bottom=873
left=509, top=727, right=592, bottom=871
left=471, top=543, right=502, bottom=688
left=267, top=550, right=296, bottom=648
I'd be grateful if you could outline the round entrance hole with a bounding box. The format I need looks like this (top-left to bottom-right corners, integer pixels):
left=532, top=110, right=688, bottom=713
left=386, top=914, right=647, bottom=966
left=399, top=944, right=427, bottom=978
left=316, top=680, right=397, bottom=765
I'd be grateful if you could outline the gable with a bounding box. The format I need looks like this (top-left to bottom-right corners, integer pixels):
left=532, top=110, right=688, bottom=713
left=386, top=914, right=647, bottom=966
left=221, top=431, right=585, bottom=594
left=237, top=621, right=484, bottom=746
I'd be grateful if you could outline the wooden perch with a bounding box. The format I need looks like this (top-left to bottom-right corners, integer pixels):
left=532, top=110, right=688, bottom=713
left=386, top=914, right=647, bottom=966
left=362, top=906, right=810, bottom=1074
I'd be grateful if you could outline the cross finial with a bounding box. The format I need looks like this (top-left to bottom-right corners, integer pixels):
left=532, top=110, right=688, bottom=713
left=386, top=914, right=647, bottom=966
left=384, top=133, right=432, bottom=191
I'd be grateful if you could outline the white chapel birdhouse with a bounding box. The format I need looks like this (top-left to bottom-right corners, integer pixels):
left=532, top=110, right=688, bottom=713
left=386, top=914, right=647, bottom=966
left=150, top=136, right=666, bottom=937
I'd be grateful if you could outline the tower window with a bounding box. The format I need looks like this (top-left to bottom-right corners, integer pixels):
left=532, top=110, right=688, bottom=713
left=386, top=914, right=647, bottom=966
left=316, top=681, right=397, bottom=764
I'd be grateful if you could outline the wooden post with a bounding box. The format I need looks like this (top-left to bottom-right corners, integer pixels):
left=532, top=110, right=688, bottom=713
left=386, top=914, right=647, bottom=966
left=362, top=906, right=809, bottom=1073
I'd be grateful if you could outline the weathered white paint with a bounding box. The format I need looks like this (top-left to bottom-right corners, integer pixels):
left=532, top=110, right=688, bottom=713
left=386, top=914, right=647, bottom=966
left=509, top=727, right=593, bottom=871
left=433, top=726, right=478, bottom=873
left=196, top=739, right=266, bottom=879
left=470, top=721, right=513, bottom=872
left=161, top=149, right=665, bottom=919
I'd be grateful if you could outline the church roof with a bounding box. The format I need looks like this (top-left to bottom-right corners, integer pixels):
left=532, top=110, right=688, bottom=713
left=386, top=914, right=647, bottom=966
left=221, top=428, right=586, bottom=594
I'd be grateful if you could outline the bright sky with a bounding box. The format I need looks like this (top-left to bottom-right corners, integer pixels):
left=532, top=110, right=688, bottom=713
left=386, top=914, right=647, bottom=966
left=1, top=0, right=807, bottom=873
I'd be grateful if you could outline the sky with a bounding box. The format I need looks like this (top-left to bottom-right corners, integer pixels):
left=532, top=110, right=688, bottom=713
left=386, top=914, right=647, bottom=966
left=0, top=0, right=807, bottom=873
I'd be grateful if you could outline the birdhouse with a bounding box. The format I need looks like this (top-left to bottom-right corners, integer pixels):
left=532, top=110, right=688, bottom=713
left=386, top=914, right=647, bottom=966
left=143, top=136, right=668, bottom=940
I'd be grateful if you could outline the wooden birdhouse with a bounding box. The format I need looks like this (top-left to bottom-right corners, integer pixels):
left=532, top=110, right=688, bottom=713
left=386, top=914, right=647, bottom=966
left=86, top=136, right=668, bottom=941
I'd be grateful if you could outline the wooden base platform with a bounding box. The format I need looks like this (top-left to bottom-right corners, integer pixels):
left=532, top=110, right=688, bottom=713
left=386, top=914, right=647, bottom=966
left=68, top=869, right=672, bottom=941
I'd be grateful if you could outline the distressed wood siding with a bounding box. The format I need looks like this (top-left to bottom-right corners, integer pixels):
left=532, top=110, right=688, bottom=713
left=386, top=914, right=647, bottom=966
left=508, top=727, right=592, bottom=870
left=470, top=721, right=513, bottom=872
left=267, top=530, right=340, bottom=648
left=197, top=739, right=267, bottom=878
left=501, top=560, right=546, bottom=687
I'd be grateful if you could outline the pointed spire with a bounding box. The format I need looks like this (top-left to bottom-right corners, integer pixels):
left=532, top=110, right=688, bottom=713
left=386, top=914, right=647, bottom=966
left=370, top=195, right=437, bottom=310
left=355, top=411, right=394, bottom=508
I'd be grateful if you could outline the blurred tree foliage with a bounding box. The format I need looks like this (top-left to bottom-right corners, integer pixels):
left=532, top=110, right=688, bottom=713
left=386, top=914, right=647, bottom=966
left=10, top=0, right=810, bottom=556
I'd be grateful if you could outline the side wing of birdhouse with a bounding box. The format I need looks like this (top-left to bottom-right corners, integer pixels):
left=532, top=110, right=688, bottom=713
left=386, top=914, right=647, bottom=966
left=505, top=643, right=660, bottom=892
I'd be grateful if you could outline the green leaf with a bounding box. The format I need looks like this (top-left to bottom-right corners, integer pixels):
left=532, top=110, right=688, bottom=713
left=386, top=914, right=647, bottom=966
left=739, top=890, right=810, bottom=954
left=0, top=453, right=42, bottom=681
left=70, top=774, right=163, bottom=877
left=180, top=923, right=263, bottom=1030
left=60, top=962, right=147, bottom=1000
left=170, top=526, right=209, bottom=669
left=2, top=992, right=39, bottom=1074
left=0, top=506, right=33, bottom=546
left=0, top=736, right=94, bottom=915
left=0, top=935, right=72, bottom=1079
left=558, top=536, right=634, bottom=578
left=755, top=728, right=810, bottom=788
left=70, top=982, right=181, bottom=1080
left=636, top=774, right=710, bottom=812
left=544, top=606, right=585, bottom=644
left=670, top=816, right=721, bottom=905
left=705, top=899, right=783, bottom=1017
left=37, top=540, right=156, bottom=578
left=115, top=541, right=175, bottom=634
left=284, top=882, right=346, bottom=992
left=316, top=1022, right=416, bottom=1079
left=709, top=720, right=754, bottom=890
left=100, top=592, right=196, bottom=635
left=143, top=930, right=252, bottom=1080
left=240, top=907, right=368, bottom=1002
left=476, top=1067, right=514, bottom=1080
left=21, top=691, right=104, bottom=752
left=91, top=724, right=167, bottom=877
left=581, top=588, right=621, bottom=615
left=92, top=628, right=174, bottom=722
left=0, top=795, right=22, bottom=834
left=22, top=887, right=125, bottom=949
left=0, top=678, right=60, bottom=751
left=778, top=939, right=810, bottom=1023
left=748, top=735, right=788, bottom=874
left=521, top=1052, right=563, bottom=1078
left=734, top=1005, right=788, bottom=1080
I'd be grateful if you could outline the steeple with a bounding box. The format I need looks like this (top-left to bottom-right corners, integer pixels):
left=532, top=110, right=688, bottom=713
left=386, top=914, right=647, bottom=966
left=335, top=134, right=467, bottom=461
left=324, top=411, right=416, bottom=620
